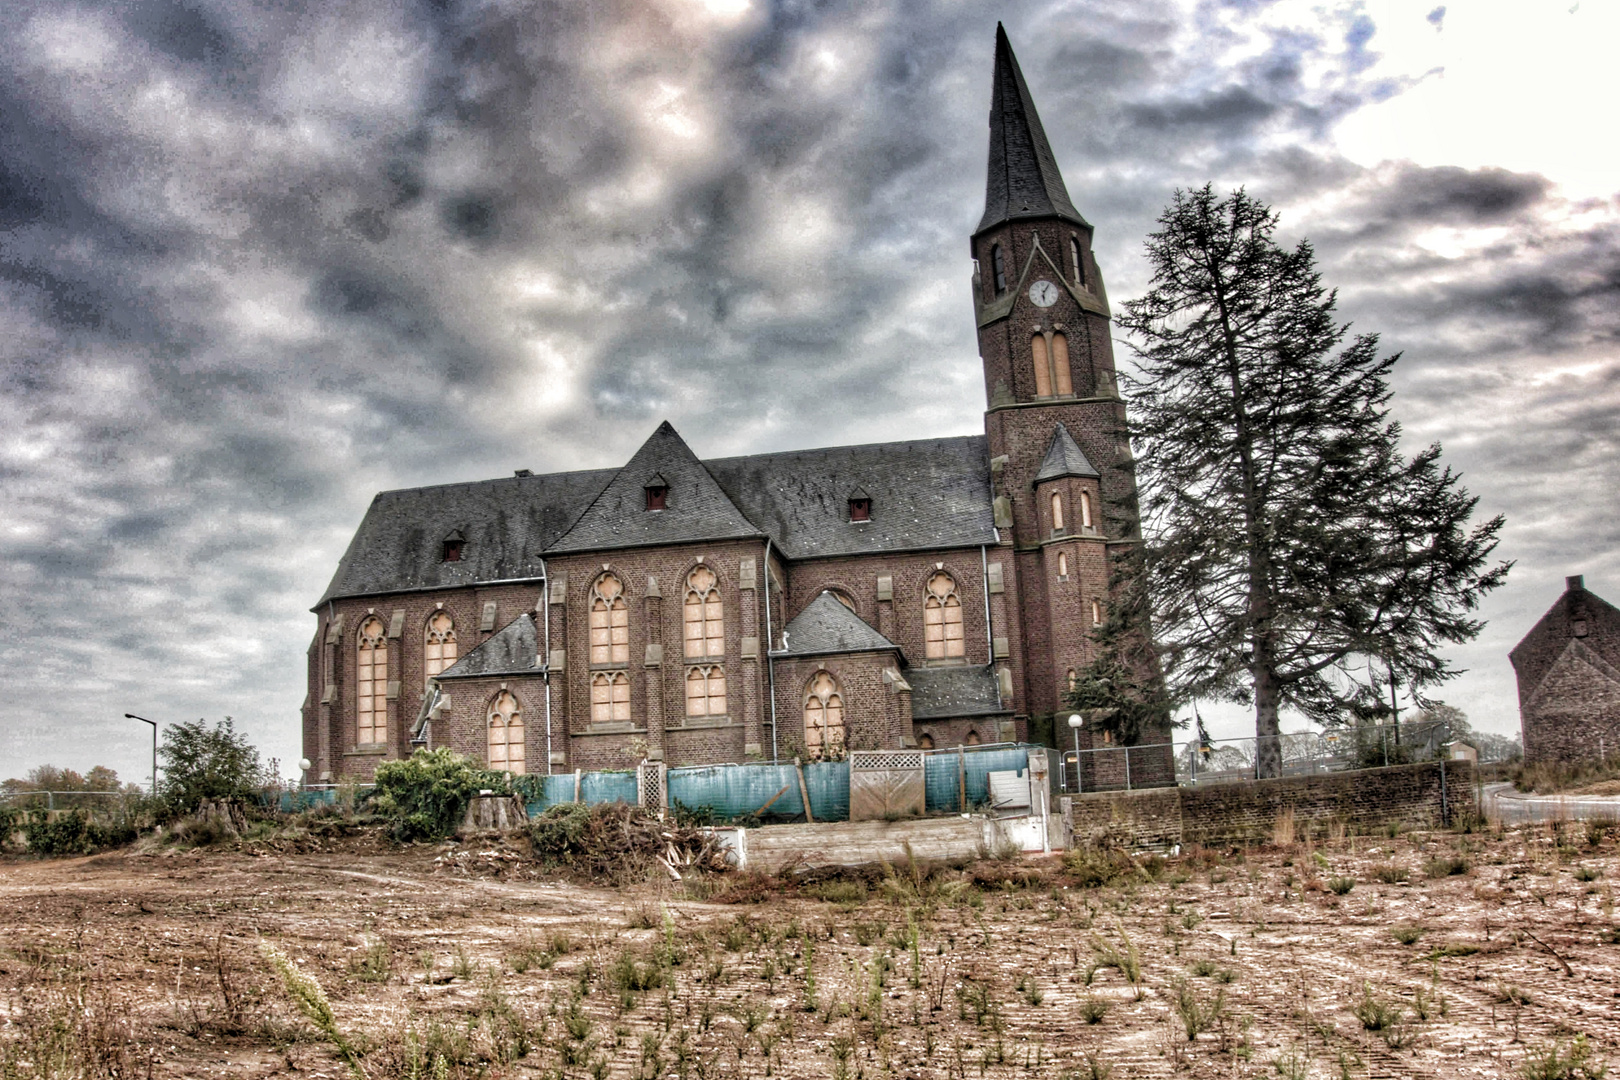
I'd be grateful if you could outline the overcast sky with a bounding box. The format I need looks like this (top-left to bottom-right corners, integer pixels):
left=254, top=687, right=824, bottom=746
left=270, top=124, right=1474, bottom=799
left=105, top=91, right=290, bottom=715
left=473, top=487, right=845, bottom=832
left=2, top=0, right=1616, bottom=786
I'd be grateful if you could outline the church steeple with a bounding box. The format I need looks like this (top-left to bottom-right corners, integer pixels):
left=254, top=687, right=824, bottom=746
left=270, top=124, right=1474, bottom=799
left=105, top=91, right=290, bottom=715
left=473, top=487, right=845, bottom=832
left=977, top=23, right=1088, bottom=236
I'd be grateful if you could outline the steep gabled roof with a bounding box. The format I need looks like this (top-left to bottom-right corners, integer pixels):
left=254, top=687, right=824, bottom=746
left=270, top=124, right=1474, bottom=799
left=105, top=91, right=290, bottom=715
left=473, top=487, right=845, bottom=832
left=977, top=24, right=1088, bottom=235
left=317, top=467, right=615, bottom=605
left=545, top=421, right=763, bottom=554
left=1510, top=575, right=1620, bottom=697
left=780, top=592, right=900, bottom=658
left=1033, top=423, right=1100, bottom=484
left=905, top=664, right=1008, bottom=720
left=705, top=435, right=996, bottom=560
left=437, top=613, right=541, bottom=679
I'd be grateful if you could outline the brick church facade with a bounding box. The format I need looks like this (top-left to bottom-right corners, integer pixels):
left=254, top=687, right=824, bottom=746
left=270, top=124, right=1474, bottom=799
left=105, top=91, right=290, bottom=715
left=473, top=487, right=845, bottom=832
left=301, top=27, right=1174, bottom=785
left=1512, top=575, right=1620, bottom=766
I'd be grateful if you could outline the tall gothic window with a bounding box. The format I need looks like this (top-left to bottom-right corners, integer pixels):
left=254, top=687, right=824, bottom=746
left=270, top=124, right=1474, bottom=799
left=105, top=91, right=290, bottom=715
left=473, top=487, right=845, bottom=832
left=991, top=244, right=1006, bottom=293
left=924, top=571, right=965, bottom=660
left=424, top=611, right=457, bottom=686
left=1052, top=332, right=1073, bottom=395
left=804, top=671, right=845, bottom=759
left=589, top=573, right=629, bottom=666
left=356, top=617, right=387, bottom=745
left=1091, top=598, right=1103, bottom=626
left=685, top=665, right=727, bottom=718
left=1080, top=491, right=1093, bottom=530
left=1067, top=668, right=1078, bottom=691
left=1051, top=491, right=1065, bottom=532
left=1057, top=552, right=1069, bottom=580
left=1070, top=236, right=1085, bottom=285
left=683, top=566, right=724, bottom=659
left=1031, top=335, right=1052, bottom=396
left=487, top=690, right=525, bottom=773
left=591, top=671, right=630, bottom=725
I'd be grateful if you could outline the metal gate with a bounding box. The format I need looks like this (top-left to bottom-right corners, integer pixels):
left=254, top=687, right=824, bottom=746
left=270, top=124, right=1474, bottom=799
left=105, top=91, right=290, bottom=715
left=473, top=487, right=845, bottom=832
left=637, top=760, right=667, bottom=814
left=848, top=750, right=925, bottom=821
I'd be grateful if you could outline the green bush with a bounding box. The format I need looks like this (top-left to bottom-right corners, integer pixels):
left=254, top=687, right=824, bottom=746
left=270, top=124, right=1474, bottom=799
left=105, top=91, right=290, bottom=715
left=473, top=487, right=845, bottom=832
left=158, top=717, right=272, bottom=820
left=24, top=809, right=94, bottom=857
left=372, top=748, right=508, bottom=841
left=528, top=803, right=593, bottom=860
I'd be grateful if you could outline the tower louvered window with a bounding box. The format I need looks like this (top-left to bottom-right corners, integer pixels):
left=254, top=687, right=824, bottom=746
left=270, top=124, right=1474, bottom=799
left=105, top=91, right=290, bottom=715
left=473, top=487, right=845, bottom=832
left=683, top=566, right=724, bottom=659
left=991, top=244, right=1006, bottom=293
left=591, top=671, right=630, bottom=725
left=424, top=611, right=457, bottom=686
left=356, top=617, right=387, bottom=745
left=685, top=665, right=727, bottom=718
left=804, top=671, right=845, bottom=759
left=1051, top=491, right=1065, bottom=533
left=1052, top=333, right=1072, bottom=395
left=487, top=690, right=525, bottom=773
left=1071, top=236, right=1085, bottom=285
left=1080, top=491, right=1093, bottom=530
left=589, top=573, right=629, bottom=665
left=924, top=572, right=965, bottom=660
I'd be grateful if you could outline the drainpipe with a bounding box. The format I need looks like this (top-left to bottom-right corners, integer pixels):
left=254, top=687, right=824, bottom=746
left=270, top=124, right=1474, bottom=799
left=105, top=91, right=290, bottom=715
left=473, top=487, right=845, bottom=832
left=540, top=558, right=553, bottom=776
left=763, top=538, right=779, bottom=763
left=980, top=544, right=993, bottom=665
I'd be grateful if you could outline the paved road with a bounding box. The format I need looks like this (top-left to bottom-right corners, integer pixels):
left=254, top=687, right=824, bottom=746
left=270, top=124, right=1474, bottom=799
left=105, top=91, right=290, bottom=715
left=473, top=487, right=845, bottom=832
left=1482, top=780, right=1620, bottom=823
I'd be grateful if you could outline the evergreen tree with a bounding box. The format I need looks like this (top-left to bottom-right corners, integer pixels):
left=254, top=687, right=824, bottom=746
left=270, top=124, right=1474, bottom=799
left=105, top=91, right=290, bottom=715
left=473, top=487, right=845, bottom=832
left=1116, top=186, right=1509, bottom=777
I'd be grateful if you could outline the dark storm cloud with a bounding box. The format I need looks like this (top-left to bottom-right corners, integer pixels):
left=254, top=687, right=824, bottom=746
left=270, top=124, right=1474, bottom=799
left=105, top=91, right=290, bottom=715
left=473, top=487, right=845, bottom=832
left=0, top=0, right=1613, bottom=778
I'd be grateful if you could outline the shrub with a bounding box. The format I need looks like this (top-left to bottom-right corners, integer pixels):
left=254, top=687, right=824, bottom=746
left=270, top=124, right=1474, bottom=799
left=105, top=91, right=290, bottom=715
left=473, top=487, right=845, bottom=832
left=1390, top=924, right=1425, bottom=945
left=24, top=809, right=94, bottom=857
left=158, top=717, right=273, bottom=820
left=1327, top=876, right=1356, bottom=895
left=1520, top=1034, right=1607, bottom=1080
left=1064, top=847, right=1135, bottom=889
left=1170, top=978, right=1226, bottom=1040
left=1372, top=863, right=1410, bottom=883
left=1424, top=855, right=1470, bottom=878
left=372, top=748, right=507, bottom=842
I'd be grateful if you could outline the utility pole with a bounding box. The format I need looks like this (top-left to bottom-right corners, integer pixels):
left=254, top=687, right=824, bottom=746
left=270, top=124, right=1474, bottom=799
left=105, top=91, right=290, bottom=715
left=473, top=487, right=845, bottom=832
left=124, top=714, right=158, bottom=796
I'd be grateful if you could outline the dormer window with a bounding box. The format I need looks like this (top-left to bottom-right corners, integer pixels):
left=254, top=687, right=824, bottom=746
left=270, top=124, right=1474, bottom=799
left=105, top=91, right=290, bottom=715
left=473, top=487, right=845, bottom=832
left=991, top=244, right=1007, bottom=294
left=848, top=488, right=872, bottom=522
left=644, top=474, right=669, bottom=511
left=441, top=530, right=465, bottom=562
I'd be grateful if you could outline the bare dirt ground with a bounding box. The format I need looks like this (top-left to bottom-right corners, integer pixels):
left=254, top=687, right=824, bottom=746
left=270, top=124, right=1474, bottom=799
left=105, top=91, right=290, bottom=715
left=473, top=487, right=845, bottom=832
left=2, top=819, right=1618, bottom=1079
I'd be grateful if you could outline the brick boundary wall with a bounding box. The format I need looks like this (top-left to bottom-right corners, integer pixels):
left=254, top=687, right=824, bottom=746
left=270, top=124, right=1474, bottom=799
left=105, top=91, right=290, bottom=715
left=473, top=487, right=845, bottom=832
left=1064, top=761, right=1478, bottom=850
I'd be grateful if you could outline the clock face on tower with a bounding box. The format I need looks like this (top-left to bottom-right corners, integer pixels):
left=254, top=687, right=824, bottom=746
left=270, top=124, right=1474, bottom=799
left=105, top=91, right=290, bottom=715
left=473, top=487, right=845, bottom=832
left=1028, top=279, right=1060, bottom=307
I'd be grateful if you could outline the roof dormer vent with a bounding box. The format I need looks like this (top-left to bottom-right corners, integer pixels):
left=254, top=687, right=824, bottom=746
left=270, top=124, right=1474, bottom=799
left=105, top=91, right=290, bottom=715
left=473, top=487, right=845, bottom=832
left=442, top=529, right=466, bottom=563
left=645, top=473, right=669, bottom=512
left=848, top=487, right=872, bottom=523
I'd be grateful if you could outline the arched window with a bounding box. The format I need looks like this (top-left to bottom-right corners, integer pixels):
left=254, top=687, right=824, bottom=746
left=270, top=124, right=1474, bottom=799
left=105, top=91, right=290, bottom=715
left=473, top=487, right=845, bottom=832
left=1057, top=552, right=1069, bottom=580
left=1071, top=237, right=1085, bottom=285
left=1051, top=491, right=1065, bottom=532
left=924, top=572, right=965, bottom=660
left=685, top=665, right=727, bottom=718
left=917, top=732, right=935, bottom=750
left=827, top=589, right=857, bottom=612
left=424, top=611, right=457, bottom=686
left=804, top=671, right=845, bottom=759
left=1090, top=598, right=1103, bottom=626
left=356, top=617, right=387, bottom=745
left=1052, top=333, right=1073, bottom=396
left=589, top=573, right=629, bottom=666
left=590, top=671, right=630, bottom=725
left=487, top=690, right=525, bottom=772
left=964, top=730, right=982, bottom=746
left=1031, top=335, right=1053, bottom=396
left=1080, top=491, right=1093, bottom=530
left=683, top=566, right=724, bottom=659
left=1067, top=669, right=1078, bottom=691
left=991, top=244, right=1007, bottom=293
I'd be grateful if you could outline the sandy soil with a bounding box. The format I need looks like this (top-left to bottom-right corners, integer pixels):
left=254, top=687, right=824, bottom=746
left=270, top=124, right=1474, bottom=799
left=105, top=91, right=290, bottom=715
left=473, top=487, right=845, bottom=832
left=2, top=821, right=1617, bottom=1079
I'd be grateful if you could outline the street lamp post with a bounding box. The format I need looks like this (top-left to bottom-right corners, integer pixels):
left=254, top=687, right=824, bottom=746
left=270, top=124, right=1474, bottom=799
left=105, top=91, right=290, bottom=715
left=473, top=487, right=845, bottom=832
left=124, top=714, right=158, bottom=797
left=1067, top=714, right=1083, bottom=795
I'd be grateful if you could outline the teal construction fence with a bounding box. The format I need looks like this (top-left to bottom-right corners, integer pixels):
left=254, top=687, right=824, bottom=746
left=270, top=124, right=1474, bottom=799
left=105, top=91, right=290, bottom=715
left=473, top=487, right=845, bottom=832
left=519, top=744, right=1034, bottom=823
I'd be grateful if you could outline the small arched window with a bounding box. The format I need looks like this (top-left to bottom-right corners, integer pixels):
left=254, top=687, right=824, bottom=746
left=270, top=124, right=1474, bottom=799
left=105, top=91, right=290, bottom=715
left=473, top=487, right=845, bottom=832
left=1067, top=668, right=1078, bottom=691
left=357, top=617, right=387, bottom=745
left=1032, top=335, right=1052, bottom=397
left=683, top=566, right=724, bottom=659
left=487, top=690, right=525, bottom=772
left=917, top=732, right=935, bottom=750
left=1051, top=492, right=1065, bottom=533
left=924, top=572, right=965, bottom=660
left=1090, top=598, right=1103, bottom=626
left=964, top=730, right=982, bottom=746
left=804, top=671, right=845, bottom=759
left=686, top=665, right=727, bottom=718
left=1071, top=237, right=1085, bottom=285
left=1057, top=552, right=1069, bottom=580
left=1052, top=333, right=1073, bottom=396
left=991, top=244, right=1007, bottom=293
left=424, top=611, right=457, bottom=686
left=589, top=574, right=629, bottom=666
left=590, top=671, right=631, bottom=725
left=1080, top=491, right=1093, bottom=530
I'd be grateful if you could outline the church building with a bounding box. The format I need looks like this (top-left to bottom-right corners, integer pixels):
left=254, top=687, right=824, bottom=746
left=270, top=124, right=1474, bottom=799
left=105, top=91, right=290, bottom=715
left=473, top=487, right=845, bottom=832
left=302, top=27, right=1174, bottom=785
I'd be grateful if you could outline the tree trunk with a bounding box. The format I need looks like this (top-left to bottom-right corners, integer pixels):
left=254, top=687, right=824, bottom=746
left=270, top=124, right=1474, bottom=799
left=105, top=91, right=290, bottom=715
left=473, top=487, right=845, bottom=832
left=459, top=795, right=529, bottom=835
left=195, top=798, right=247, bottom=836
left=1253, top=665, right=1282, bottom=780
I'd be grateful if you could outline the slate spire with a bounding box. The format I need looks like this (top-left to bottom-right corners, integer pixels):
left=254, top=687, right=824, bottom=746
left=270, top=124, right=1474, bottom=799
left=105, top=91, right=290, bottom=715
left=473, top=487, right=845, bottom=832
left=977, top=23, right=1088, bottom=235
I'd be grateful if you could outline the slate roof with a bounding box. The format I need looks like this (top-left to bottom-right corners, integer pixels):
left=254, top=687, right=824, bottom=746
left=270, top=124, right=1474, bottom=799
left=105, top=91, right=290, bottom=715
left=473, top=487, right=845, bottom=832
left=1033, top=424, right=1099, bottom=484
left=317, top=467, right=616, bottom=605
left=904, top=664, right=1008, bottom=720
left=780, top=592, right=900, bottom=658
left=977, top=24, right=1088, bottom=235
left=318, top=427, right=997, bottom=605
left=705, top=435, right=997, bottom=560
left=437, top=613, right=541, bottom=679
left=546, top=421, right=764, bottom=554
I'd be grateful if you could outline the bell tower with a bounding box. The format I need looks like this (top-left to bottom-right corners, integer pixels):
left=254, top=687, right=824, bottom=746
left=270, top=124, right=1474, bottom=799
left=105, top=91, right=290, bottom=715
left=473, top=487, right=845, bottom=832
left=973, top=25, right=1142, bottom=724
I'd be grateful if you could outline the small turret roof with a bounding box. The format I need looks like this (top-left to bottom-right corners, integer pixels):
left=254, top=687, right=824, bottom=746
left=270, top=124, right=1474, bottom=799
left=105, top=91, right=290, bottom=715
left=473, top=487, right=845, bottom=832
left=1034, top=424, right=1100, bottom=484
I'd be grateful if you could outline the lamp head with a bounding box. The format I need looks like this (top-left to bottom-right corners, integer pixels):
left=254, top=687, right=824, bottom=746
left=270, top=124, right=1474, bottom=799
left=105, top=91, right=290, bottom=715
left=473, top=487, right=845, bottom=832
left=1067, top=714, right=1082, bottom=730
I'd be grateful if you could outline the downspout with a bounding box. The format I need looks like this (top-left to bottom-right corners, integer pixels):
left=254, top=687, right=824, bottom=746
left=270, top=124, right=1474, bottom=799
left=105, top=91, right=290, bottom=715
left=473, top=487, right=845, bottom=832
left=763, top=538, right=779, bottom=763
left=981, top=544, right=993, bottom=665
left=540, top=558, right=553, bottom=776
